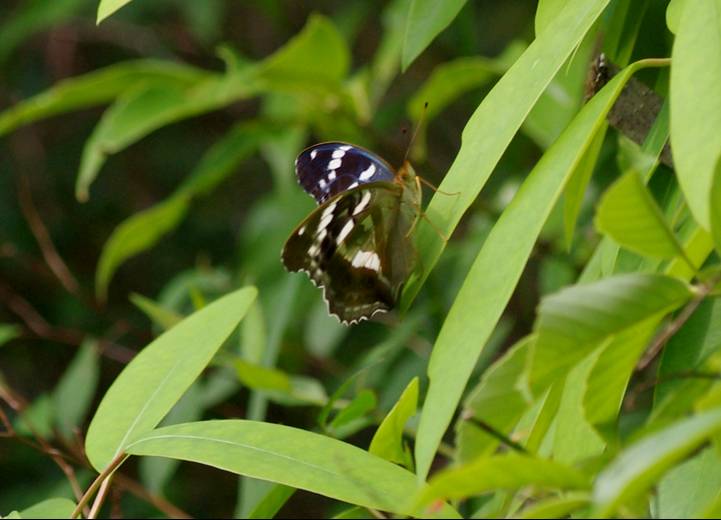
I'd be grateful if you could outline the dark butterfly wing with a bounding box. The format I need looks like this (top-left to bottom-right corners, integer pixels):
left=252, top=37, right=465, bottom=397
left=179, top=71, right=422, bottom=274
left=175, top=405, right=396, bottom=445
left=282, top=181, right=418, bottom=324
left=295, top=142, right=396, bottom=204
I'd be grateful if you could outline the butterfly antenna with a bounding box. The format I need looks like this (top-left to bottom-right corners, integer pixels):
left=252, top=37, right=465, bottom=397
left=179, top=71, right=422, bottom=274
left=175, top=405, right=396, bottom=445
left=402, top=101, right=429, bottom=164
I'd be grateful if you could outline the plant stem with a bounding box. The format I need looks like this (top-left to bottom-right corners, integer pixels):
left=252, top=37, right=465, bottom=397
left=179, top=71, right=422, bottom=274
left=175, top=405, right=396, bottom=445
left=71, top=452, right=127, bottom=519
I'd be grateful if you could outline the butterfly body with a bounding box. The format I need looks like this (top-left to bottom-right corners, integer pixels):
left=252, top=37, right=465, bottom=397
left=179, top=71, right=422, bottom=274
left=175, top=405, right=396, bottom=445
left=282, top=142, right=421, bottom=325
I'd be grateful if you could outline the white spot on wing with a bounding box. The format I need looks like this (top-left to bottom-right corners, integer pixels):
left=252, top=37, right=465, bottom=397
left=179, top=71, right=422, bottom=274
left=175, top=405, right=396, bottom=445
left=298, top=225, right=306, bottom=236
left=348, top=182, right=358, bottom=189
left=351, top=250, right=381, bottom=271
left=332, top=149, right=346, bottom=159
left=353, top=191, right=372, bottom=215
left=328, top=171, right=336, bottom=181
left=319, top=213, right=333, bottom=230
left=321, top=202, right=337, bottom=220
left=319, top=179, right=327, bottom=189
left=336, top=220, right=354, bottom=244
left=328, top=158, right=342, bottom=170
left=310, top=150, right=318, bottom=160
left=359, top=164, right=376, bottom=181
left=340, top=145, right=352, bottom=151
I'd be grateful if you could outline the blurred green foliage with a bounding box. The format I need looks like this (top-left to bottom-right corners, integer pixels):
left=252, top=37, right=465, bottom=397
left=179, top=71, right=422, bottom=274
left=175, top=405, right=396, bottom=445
left=1, top=0, right=721, bottom=519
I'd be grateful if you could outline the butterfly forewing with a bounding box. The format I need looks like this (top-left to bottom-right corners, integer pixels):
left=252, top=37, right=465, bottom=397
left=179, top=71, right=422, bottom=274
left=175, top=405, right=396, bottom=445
left=282, top=180, right=418, bottom=324
left=295, top=142, right=395, bottom=204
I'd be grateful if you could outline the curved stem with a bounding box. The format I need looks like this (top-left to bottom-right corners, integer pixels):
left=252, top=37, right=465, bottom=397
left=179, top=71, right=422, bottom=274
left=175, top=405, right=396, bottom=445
left=71, top=452, right=127, bottom=519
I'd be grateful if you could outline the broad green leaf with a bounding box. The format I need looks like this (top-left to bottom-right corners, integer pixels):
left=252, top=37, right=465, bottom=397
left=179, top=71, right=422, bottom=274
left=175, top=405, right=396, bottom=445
left=247, top=484, right=295, bottom=519
left=414, top=57, right=647, bottom=481
left=97, top=0, right=133, bottom=23
left=535, top=0, right=572, bottom=36
left=710, top=155, right=721, bottom=256
left=593, top=407, right=721, bottom=517
left=14, top=394, right=54, bottom=439
left=413, top=453, right=590, bottom=512
left=670, top=0, right=721, bottom=230
left=85, top=286, right=257, bottom=472
left=553, top=354, right=604, bottom=464
left=95, top=121, right=273, bottom=300
left=53, top=339, right=100, bottom=439
left=0, top=324, right=20, bottom=347
left=78, top=15, right=345, bottom=200
left=563, top=127, right=606, bottom=249
left=401, top=0, right=468, bottom=71
left=515, top=492, right=590, bottom=519
left=666, top=0, right=688, bottom=34
left=95, top=195, right=189, bottom=301
left=583, top=317, right=659, bottom=434
left=595, top=171, right=687, bottom=260
left=130, top=293, right=183, bottom=331
left=0, top=60, right=207, bottom=137
left=456, top=337, right=532, bottom=462
left=124, top=420, right=459, bottom=518
left=16, top=498, right=76, bottom=519
left=369, top=377, right=418, bottom=467
left=657, top=447, right=721, bottom=519
left=139, top=382, right=205, bottom=494
left=401, top=0, right=610, bottom=316
left=527, top=273, right=692, bottom=395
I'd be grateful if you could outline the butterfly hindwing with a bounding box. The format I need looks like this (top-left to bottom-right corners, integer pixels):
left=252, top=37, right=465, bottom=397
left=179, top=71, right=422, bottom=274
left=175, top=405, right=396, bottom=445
left=295, top=142, right=396, bottom=204
left=282, top=178, right=418, bottom=324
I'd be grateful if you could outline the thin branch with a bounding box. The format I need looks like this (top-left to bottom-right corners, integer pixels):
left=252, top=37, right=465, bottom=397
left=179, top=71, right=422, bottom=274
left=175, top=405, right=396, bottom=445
left=461, top=413, right=529, bottom=455
left=88, top=475, right=113, bottom=519
left=113, top=474, right=194, bottom=519
left=71, top=453, right=127, bottom=519
left=16, top=173, right=81, bottom=298
left=637, top=275, right=721, bottom=371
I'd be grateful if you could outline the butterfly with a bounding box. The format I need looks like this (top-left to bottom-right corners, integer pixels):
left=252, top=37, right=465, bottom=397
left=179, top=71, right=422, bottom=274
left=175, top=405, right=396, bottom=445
left=281, top=142, right=422, bottom=325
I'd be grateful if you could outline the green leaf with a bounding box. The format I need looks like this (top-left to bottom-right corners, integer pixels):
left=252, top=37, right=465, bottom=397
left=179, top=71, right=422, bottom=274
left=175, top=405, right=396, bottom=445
left=670, top=0, right=721, bottom=230
left=53, top=339, right=100, bottom=439
left=16, top=498, right=76, bottom=519
left=407, top=55, right=506, bottom=122
left=456, top=337, right=532, bottom=462
left=515, top=492, right=590, bottom=519
left=563, top=127, right=606, bottom=249
left=369, top=377, right=418, bottom=467
left=235, top=359, right=291, bottom=393
left=583, top=317, right=659, bottom=434
left=95, top=195, right=190, bottom=301
left=247, top=484, right=295, bottom=519
left=595, top=171, right=687, bottom=260
left=657, top=447, right=721, bottom=519
left=0, top=324, right=20, bottom=347
left=401, top=0, right=610, bottom=315
left=124, top=419, right=460, bottom=518
left=329, top=389, right=377, bottom=435
left=710, top=154, right=721, bottom=256
left=401, top=0, right=468, bottom=71
left=130, top=293, right=183, bottom=331
left=413, top=56, right=646, bottom=481
left=666, top=0, right=688, bottom=34
left=535, top=0, right=572, bottom=36
left=97, top=0, right=133, bottom=23
left=527, top=273, right=692, bottom=395
left=0, top=60, right=207, bottom=138
left=85, top=286, right=257, bottom=472
left=593, top=407, right=721, bottom=517
left=413, top=453, right=590, bottom=512
left=0, top=0, right=88, bottom=65
left=95, top=121, right=272, bottom=300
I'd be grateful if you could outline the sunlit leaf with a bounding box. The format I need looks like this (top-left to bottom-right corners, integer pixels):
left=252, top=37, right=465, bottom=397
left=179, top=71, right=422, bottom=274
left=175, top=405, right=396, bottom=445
left=369, top=377, right=418, bottom=467
left=401, top=0, right=468, bottom=71
left=595, top=171, right=687, bottom=260
left=85, top=287, right=257, bottom=471
left=670, top=0, right=721, bottom=230
left=593, top=407, right=721, bottom=517
left=527, top=273, right=692, bottom=395
left=15, top=498, right=76, bottom=519
left=125, top=419, right=459, bottom=518
left=97, top=0, right=134, bottom=23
